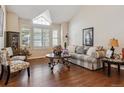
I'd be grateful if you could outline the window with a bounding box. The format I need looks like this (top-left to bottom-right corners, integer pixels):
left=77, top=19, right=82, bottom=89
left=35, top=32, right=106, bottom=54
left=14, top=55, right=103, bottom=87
left=33, top=28, right=42, bottom=47
left=52, top=30, right=58, bottom=46
left=32, top=10, right=51, bottom=26
left=21, top=28, right=31, bottom=47
left=42, top=29, right=50, bottom=47
left=33, top=17, right=50, bottom=25
left=33, top=28, right=50, bottom=48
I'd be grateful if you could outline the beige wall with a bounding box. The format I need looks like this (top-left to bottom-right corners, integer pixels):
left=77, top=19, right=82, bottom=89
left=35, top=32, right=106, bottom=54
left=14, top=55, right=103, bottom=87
left=6, top=11, right=19, bottom=32
left=69, top=6, right=124, bottom=53
left=0, top=5, right=6, bottom=50
left=19, top=18, right=32, bottom=29
left=28, top=48, right=52, bottom=59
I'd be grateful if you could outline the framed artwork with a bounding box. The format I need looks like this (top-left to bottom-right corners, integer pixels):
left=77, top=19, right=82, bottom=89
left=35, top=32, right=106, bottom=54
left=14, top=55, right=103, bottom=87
left=0, top=7, right=4, bottom=37
left=83, top=27, right=94, bottom=46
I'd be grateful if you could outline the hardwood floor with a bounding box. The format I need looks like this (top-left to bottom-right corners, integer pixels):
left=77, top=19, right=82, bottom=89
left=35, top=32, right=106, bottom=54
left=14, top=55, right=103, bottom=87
left=1, top=58, right=124, bottom=87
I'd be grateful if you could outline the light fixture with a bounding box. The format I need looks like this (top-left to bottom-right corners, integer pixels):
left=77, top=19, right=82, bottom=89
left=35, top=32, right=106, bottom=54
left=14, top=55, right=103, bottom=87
left=110, top=38, right=119, bottom=58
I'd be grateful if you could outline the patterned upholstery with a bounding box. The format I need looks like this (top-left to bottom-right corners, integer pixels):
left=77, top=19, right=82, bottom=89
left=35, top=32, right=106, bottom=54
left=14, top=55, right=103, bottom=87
left=10, top=60, right=30, bottom=73
left=6, top=47, right=26, bottom=61
left=70, top=53, right=102, bottom=70
left=0, top=49, right=9, bottom=66
left=11, top=56, right=26, bottom=61
left=68, top=46, right=105, bottom=70
left=95, top=50, right=106, bottom=58
left=75, top=46, right=84, bottom=54
left=6, top=47, right=13, bottom=57
left=0, top=50, right=30, bottom=73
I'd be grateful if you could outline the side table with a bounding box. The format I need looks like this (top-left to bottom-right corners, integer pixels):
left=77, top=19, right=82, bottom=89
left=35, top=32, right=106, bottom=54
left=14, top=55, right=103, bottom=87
left=101, top=58, right=124, bottom=76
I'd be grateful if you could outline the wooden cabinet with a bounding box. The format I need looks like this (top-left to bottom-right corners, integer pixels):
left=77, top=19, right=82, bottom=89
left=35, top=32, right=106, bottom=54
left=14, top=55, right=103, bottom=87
left=6, top=32, right=20, bottom=55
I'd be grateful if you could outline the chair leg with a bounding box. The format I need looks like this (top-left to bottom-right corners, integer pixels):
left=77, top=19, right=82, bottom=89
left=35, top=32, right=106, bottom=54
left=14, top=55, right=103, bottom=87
left=27, top=67, right=30, bottom=77
left=0, top=65, right=4, bottom=80
left=5, top=66, right=10, bottom=85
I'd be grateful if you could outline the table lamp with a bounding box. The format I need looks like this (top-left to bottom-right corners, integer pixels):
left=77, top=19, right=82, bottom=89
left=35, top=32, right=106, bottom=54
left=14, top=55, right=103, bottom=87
left=110, top=38, right=119, bottom=58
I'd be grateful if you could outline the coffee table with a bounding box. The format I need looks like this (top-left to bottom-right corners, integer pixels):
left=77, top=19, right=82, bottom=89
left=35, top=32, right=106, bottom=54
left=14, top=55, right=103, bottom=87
left=46, top=53, right=71, bottom=70
left=101, top=58, right=124, bottom=76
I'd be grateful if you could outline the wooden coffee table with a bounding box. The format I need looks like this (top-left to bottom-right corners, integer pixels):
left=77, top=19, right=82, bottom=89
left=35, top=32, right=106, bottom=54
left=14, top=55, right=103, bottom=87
left=101, top=58, right=124, bottom=76
left=46, top=53, right=71, bottom=71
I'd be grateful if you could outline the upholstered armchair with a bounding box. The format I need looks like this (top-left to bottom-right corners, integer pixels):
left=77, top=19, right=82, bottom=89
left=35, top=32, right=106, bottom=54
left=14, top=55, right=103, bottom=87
left=5, top=47, right=26, bottom=61
left=0, top=49, right=30, bottom=85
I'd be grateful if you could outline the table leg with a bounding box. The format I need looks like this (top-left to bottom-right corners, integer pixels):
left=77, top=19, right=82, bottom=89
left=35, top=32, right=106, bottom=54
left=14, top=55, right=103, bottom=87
left=108, top=62, right=111, bottom=77
left=118, top=63, right=120, bottom=75
left=0, top=65, right=4, bottom=80
left=63, top=58, right=70, bottom=69
left=102, top=62, right=105, bottom=71
left=48, top=62, right=51, bottom=67
left=49, top=58, right=54, bottom=70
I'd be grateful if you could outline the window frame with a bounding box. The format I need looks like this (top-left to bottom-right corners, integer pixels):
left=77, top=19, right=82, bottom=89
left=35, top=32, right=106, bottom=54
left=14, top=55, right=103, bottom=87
left=20, top=27, right=31, bottom=48
left=33, top=27, right=50, bottom=49
left=52, top=30, right=59, bottom=46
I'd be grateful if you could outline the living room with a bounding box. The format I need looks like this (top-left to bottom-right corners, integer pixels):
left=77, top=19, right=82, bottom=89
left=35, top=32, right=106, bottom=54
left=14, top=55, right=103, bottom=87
left=1, top=0, right=124, bottom=90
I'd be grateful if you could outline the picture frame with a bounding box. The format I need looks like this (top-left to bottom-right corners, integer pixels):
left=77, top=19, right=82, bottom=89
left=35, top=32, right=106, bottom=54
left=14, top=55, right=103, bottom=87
left=0, top=7, right=4, bottom=37
left=83, top=27, right=94, bottom=46
left=106, top=49, right=113, bottom=58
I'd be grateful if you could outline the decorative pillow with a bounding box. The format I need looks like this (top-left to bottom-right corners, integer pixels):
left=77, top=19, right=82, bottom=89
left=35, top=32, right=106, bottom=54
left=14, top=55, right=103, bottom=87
left=67, top=45, right=76, bottom=53
left=95, top=50, right=106, bottom=58
left=75, top=46, right=84, bottom=54
left=83, top=46, right=90, bottom=54
left=6, top=47, right=13, bottom=57
left=87, top=47, right=97, bottom=57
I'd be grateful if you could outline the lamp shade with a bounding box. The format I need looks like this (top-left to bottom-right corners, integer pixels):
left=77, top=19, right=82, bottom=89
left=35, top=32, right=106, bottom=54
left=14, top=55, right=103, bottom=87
left=110, top=38, right=119, bottom=47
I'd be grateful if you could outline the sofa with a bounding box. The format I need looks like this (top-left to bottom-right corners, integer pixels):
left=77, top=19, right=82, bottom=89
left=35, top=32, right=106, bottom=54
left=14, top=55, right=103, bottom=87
left=67, top=45, right=106, bottom=70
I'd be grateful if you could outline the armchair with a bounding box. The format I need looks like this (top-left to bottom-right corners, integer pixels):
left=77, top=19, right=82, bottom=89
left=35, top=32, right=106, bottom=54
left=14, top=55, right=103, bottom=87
left=0, top=49, right=30, bottom=85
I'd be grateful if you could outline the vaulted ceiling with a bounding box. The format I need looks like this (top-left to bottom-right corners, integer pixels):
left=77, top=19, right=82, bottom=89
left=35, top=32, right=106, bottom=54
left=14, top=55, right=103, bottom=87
left=6, top=5, right=81, bottom=24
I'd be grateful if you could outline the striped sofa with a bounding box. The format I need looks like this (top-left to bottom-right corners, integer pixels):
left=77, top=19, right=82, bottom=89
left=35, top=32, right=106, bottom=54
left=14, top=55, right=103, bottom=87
left=68, top=46, right=105, bottom=70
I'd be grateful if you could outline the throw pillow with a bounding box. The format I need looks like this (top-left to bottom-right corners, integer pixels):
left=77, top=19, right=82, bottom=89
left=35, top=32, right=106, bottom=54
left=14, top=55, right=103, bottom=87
left=75, top=46, right=84, bottom=54
left=83, top=46, right=90, bottom=54
left=95, top=50, right=106, bottom=58
left=87, top=47, right=97, bottom=57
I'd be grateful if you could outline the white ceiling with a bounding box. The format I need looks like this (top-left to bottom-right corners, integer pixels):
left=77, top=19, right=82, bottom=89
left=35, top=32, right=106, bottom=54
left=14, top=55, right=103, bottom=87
left=6, top=5, right=81, bottom=24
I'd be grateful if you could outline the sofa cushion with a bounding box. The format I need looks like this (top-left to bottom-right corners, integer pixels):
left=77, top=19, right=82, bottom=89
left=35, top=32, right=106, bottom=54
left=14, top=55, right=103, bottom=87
left=70, top=53, right=83, bottom=59
left=70, top=53, right=97, bottom=63
left=12, top=56, right=26, bottom=61
left=75, top=46, right=84, bottom=54
left=87, top=47, right=97, bottom=57
left=10, top=60, right=30, bottom=73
